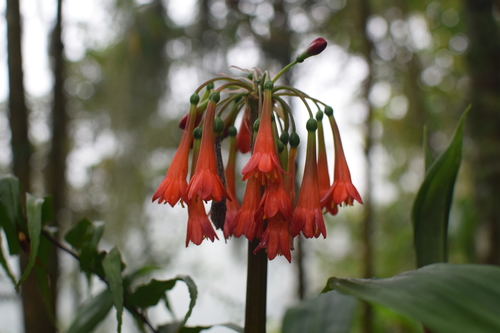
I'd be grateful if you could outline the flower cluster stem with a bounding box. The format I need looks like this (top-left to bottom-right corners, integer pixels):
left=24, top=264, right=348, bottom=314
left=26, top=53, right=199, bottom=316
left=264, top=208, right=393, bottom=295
left=244, top=240, right=268, bottom=333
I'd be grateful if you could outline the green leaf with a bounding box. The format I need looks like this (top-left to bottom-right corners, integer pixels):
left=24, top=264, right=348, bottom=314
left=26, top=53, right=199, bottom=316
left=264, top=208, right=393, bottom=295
left=128, top=275, right=198, bottom=331
left=64, top=219, right=92, bottom=251
left=16, top=193, right=44, bottom=287
left=66, top=289, right=114, bottom=333
left=282, top=291, right=356, bottom=333
left=0, top=232, right=17, bottom=285
left=0, top=175, right=21, bottom=254
left=158, top=323, right=243, bottom=333
left=103, top=247, right=124, bottom=333
left=41, top=196, right=55, bottom=225
left=412, top=107, right=469, bottom=267
left=128, top=278, right=177, bottom=309
left=123, top=265, right=161, bottom=289
left=322, top=263, right=500, bottom=333
left=422, top=126, right=434, bottom=173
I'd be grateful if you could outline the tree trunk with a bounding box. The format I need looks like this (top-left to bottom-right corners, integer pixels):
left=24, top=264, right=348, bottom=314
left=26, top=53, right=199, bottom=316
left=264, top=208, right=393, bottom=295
left=464, top=0, right=500, bottom=265
left=6, top=0, right=56, bottom=332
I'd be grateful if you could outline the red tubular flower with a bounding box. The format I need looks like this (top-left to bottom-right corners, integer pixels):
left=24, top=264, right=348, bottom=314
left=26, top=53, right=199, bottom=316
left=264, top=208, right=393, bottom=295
left=223, top=129, right=241, bottom=239
left=260, top=176, right=292, bottom=220
left=186, top=196, right=219, bottom=246
left=241, top=87, right=284, bottom=185
left=231, top=176, right=263, bottom=241
left=320, top=111, right=362, bottom=214
left=237, top=107, right=252, bottom=154
left=254, top=213, right=292, bottom=262
left=316, top=112, right=331, bottom=199
left=291, top=124, right=326, bottom=238
left=153, top=101, right=198, bottom=206
left=187, top=94, right=229, bottom=202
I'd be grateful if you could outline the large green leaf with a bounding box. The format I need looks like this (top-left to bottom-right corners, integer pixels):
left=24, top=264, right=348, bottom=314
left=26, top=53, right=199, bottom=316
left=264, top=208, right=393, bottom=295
left=281, top=291, right=356, bottom=333
left=323, top=263, right=500, bottom=333
left=65, top=218, right=92, bottom=250
left=0, top=175, right=21, bottom=254
left=16, top=194, right=44, bottom=287
left=103, top=247, right=124, bottom=333
left=128, top=275, right=198, bottom=331
left=66, top=289, right=114, bottom=333
left=412, top=107, right=469, bottom=267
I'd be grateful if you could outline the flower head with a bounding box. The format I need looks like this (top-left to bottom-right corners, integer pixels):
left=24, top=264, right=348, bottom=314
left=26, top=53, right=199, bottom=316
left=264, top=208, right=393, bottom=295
left=153, top=97, right=199, bottom=206
left=254, top=213, right=292, bottom=262
left=230, top=176, right=264, bottom=241
left=186, top=196, right=219, bottom=246
left=291, top=120, right=326, bottom=238
left=321, top=109, right=362, bottom=213
left=241, top=84, right=284, bottom=185
left=296, top=37, right=327, bottom=63
left=187, top=93, right=230, bottom=202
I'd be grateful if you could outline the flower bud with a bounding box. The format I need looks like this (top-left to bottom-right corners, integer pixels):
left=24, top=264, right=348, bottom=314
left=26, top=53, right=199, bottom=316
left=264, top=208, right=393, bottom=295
left=193, top=127, right=203, bottom=139
left=289, top=132, right=300, bottom=147
left=306, top=118, right=318, bottom=132
left=280, top=131, right=289, bottom=145
left=324, top=106, right=334, bottom=116
left=209, top=91, right=220, bottom=103
left=315, top=110, right=324, bottom=121
left=190, top=93, right=200, bottom=105
left=296, top=38, right=327, bottom=63
left=214, top=117, right=225, bottom=133
left=228, top=125, right=237, bottom=137
left=264, top=80, right=274, bottom=90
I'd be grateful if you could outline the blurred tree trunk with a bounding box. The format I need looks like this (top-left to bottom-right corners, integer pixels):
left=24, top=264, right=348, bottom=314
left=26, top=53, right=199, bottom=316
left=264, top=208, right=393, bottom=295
left=45, top=0, right=66, bottom=327
left=356, top=0, right=374, bottom=331
left=464, top=0, right=500, bottom=265
left=6, top=0, right=56, bottom=332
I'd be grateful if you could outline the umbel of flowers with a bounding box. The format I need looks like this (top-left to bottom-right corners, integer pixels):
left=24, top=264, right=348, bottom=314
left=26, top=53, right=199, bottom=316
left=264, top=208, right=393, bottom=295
left=153, top=38, right=362, bottom=262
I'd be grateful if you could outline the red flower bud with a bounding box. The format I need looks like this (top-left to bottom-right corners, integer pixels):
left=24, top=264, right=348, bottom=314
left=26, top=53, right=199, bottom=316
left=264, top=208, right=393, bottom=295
left=296, top=37, right=327, bottom=63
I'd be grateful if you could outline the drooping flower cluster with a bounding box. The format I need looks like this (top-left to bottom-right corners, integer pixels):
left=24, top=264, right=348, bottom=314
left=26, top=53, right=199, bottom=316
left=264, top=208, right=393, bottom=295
left=152, top=38, right=362, bottom=262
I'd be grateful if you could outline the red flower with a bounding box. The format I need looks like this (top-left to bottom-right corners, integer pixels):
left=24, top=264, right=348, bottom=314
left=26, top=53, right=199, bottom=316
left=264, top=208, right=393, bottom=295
left=237, top=107, right=252, bottom=154
left=292, top=126, right=326, bottom=238
left=260, top=177, right=292, bottom=220
left=241, top=89, right=283, bottom=185
left=186, top=196, right=219, bottom=246
left=254, top=213, right=292, bottom=262
left=187, top=97, right=229, bottom=202
left=223, top=131, right=241, bottom=238
left=321, top=114, right=362, bottom=214
left=153, top=105, right=198, bottom=206
left=231, top=176, right=263, bottom=241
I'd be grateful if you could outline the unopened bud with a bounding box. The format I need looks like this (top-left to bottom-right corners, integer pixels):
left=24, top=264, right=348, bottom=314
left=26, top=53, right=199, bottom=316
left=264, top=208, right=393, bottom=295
left=324, top=106, right=334, bottom=116
left=289, top=132, right=300, bottom=147
left=280, top=132, right=289, bottom=145
left=209, top=91, right=220, bottom=103
left=296, top=38, right=327, bottom=63
left=190, top=93, right=200, bottom=105
left=193, top=127, right=203, bottom=139
left=228, top=125, right=237, bottom=137
left=214, top=117, right=224, bottom=133
left=306, top=118, right=318, bottom=132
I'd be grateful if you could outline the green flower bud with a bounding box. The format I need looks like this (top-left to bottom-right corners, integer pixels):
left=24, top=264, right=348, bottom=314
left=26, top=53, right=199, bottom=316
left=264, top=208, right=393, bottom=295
left=306, top=118, right=318, bottom=132
left=214, top=117, right=224, bottom=133
left=324, top=106, right=334, bottom=116
left=315, top=110, right=323, bottom=121
left=289, top=132, right=300, bottom=147
left=209, top=91, right=220, bottom=103
left=190, top=93, right=200, bottom=105
left=228, top=125, right=237, bottom=137
left=280, top=131, right=289, bottom=145
left=264, top=80, right=274, bottom=91
left=193, top=127, right=202, bottom=139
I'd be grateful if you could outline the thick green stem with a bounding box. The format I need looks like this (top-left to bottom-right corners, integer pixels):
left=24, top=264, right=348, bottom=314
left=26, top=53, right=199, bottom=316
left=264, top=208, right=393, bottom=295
left=244, top=240, right=268, bottom=333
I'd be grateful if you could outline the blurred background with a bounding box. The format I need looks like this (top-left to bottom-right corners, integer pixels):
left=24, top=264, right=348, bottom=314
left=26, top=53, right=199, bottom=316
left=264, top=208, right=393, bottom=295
left=0, top=0, right=498, bottom=332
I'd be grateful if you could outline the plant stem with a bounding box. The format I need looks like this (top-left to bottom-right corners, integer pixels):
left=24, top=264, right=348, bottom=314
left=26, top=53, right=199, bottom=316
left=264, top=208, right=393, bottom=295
left=244, top=239, right=268, bottom=333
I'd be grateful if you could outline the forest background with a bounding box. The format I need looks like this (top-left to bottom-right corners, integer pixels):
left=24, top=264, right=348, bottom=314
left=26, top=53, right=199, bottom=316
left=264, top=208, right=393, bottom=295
left=1, top=0, right=499, bottom=332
